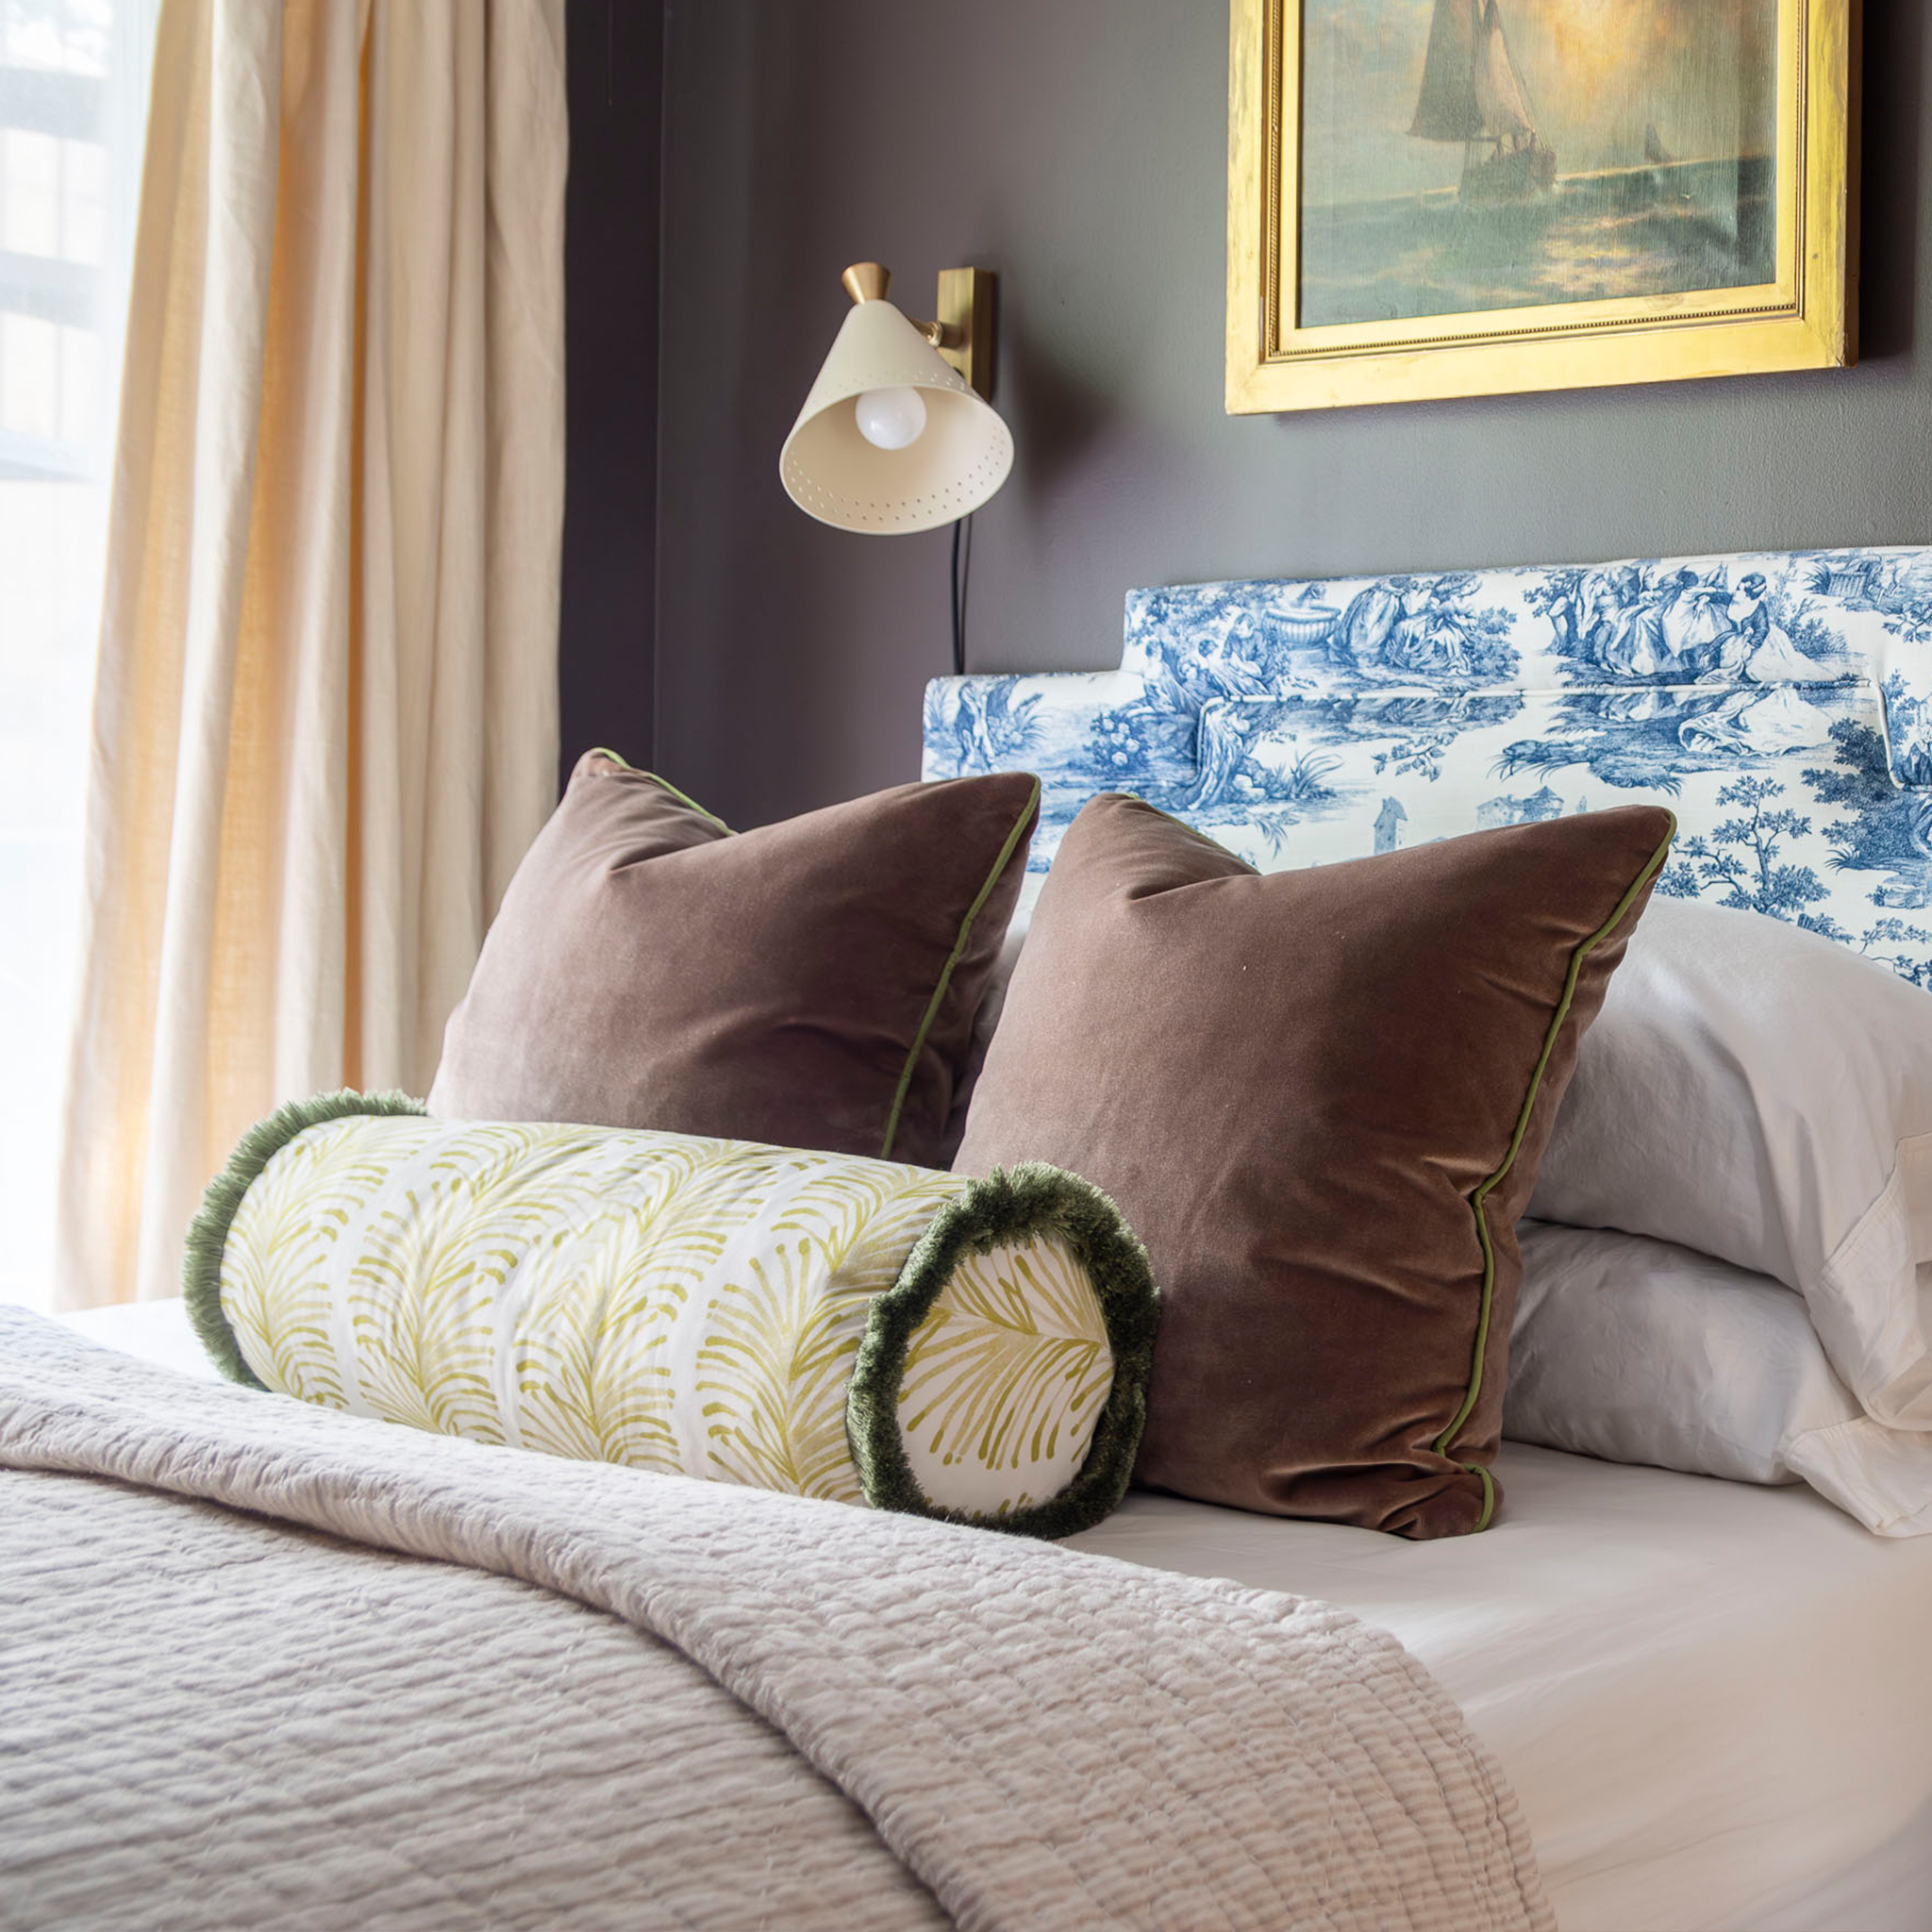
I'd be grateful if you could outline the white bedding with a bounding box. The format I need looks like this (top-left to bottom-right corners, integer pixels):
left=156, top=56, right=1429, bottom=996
left=1078, top=1467, right=1932, bottom=1932
left=58, top=1297, right=1932, bottom=1932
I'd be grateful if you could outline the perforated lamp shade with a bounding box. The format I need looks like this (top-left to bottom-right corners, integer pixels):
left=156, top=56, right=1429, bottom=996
left=780, top=295, right=1012, bottom=534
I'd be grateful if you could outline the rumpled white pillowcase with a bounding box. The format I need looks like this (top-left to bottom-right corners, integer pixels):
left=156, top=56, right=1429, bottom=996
left=1529, top=894, right=1932, bottom=1431
left=1508, top=1223, right=1932, bottom=1536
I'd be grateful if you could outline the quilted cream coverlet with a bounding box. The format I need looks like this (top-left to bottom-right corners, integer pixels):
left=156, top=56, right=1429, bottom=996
left=0, top=1313, right=1553, bottom=1932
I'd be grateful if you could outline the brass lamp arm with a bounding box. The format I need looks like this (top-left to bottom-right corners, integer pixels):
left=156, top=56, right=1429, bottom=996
left=911, top=318, right=966, bottom=352
left=838, top=260, right=993, bottom=399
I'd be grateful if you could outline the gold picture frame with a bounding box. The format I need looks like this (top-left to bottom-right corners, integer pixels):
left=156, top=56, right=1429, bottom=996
left=1226, top=0, right=1857, bottom=413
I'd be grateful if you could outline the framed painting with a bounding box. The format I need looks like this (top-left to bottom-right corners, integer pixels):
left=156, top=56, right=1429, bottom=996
left=1226, top=0, right=1857, bottom=411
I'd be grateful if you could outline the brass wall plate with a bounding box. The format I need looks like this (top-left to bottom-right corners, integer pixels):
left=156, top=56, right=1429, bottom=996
left=936, top=267, right=995, bottom=401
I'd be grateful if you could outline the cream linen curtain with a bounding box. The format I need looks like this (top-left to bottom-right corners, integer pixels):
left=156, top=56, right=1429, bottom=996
left=56, top=0, right=567, bottom=1309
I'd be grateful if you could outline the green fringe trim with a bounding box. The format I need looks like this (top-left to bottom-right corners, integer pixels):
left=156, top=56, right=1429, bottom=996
left=846, top=1163, right=1160, bottom=1541
left=180, top=1088, right=427, bottom=1387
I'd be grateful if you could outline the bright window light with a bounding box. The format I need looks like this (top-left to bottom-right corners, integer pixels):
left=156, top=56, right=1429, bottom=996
left=0, top=0, right=158, bottom=1309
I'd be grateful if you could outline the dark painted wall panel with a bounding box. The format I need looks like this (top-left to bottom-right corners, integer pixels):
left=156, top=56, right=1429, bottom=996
left=558, top=0, right=662, bottom=789
left=650, top=2, right=1925, bottom=828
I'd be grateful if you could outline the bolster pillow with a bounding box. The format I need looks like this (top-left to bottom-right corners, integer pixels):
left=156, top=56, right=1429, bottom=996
left=183, top=1091, right=1158, bottom=1539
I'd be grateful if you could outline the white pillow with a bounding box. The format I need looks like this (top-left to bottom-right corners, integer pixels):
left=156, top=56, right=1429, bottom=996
left=1508, top=1223, right=1932, bottom=1536
left=1529, top=895, right=1932, bottom=1430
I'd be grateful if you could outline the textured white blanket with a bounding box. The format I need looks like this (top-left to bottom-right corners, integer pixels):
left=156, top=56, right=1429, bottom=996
left=0, top=1313, right=1553, bottom=1931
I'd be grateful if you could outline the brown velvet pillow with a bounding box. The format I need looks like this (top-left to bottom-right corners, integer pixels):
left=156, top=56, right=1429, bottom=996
left=429, top=754, right=1040, bottom=1166
left=953, top=793, right=1674, bottom=1539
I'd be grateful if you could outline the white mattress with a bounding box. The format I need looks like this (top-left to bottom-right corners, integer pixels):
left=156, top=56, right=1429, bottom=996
left=1074, top=1466, right=1932, bottom=1932
left=57, top=1297, right=1932, bottom=1932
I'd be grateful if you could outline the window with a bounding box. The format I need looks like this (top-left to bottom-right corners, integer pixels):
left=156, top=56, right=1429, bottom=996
left=0, top=0, right=156, bottom=1307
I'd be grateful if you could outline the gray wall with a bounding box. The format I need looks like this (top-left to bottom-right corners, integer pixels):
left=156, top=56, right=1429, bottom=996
left=559, top=0, right=662, bottom=790
left=656, top=1, right=1927, bottom=829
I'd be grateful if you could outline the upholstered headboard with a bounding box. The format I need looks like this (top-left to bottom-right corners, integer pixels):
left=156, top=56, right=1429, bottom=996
left=923, top=547, right=1932, bottom=987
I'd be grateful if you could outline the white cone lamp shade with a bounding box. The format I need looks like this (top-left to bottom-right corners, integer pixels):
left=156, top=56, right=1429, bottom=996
left=781, top=294, right=1013, bottom=534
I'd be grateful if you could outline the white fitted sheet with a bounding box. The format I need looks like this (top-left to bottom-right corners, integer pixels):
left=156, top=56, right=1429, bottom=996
left=57, top=1296, right=1932, bottom=1932
left=1074, top=1466, right=1932, bottom=1932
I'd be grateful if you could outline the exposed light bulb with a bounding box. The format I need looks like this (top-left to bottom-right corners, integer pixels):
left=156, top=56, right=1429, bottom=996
left=854, top=385, right=927, bottom=451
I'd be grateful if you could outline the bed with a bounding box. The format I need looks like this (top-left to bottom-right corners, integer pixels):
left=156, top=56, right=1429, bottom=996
left=15, top=544, right=1932, bottom=1932
left=924, top=541, right=1932, bottom=1929
left=46, top=1290, right=1932, bottom=1932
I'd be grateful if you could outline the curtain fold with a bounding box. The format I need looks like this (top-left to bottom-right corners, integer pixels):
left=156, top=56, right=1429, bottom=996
left=57, top=0, right=567, bottom=1309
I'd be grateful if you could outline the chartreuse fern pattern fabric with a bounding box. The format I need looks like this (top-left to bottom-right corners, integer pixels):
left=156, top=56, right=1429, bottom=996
left=185, top=1094, right=1157, bottom=1537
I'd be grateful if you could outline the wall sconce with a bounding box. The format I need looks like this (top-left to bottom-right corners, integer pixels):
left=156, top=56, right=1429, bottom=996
left=780, top=262, right=1012, bottom=535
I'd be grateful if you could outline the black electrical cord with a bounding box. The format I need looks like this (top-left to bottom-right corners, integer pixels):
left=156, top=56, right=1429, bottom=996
left=949, top=519, right=964, bottom=676
left=949, top=515, right=973, bottom=676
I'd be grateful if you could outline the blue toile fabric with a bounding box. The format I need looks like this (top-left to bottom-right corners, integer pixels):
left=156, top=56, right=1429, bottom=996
left=923, top=548, right=1932, bottom=988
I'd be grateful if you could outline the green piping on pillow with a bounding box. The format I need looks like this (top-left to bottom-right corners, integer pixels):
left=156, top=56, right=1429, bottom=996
left=846, top=1159, right=1158, bottom=1540
left=181, top=1088, right=427, bottom=1388
left=1436, top=812, right=1678, bottom=1530
left=586, top=748, right=734, bottom=833
left=879, top=774, right=1041, bottom=1161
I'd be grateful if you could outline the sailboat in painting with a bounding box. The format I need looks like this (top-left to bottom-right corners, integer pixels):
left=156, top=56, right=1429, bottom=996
left=1411, top=0, right=1557, bottom=203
